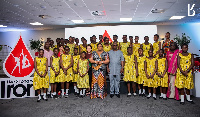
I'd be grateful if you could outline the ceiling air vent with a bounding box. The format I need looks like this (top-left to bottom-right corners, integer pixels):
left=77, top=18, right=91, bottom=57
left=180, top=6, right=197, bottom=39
left=151, top=9, right=165, bottom=13
left=91, top=11, right=106, bottom=16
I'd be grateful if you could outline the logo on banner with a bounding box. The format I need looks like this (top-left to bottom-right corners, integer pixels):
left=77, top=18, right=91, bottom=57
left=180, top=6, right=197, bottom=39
left=103, top=30, right=113, bottom=42
left=3, top=35, right=34, bottom=77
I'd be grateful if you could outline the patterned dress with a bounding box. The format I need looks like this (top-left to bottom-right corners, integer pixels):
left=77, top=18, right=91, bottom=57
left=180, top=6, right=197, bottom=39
left=60, top=54, right=73, bottom=82
left=146, top=58, right=158, bottom=88
left=91, top=43, right=97, bottom=52
left=162, top=40, right=173, bottom=57
left=123, top=54, right=136, bottom=82
left=103, top=44, right=111, bottom=52
left=175, top=53, right=194, bottom=89
left=80, top=44, right=87, bottom=53
left=133, top=43, right=141, bottom=57
left=77, top=59, right=89, bottom=88
left=91, top=51, right=108, bottom=99
left=33, top=57, right=49, bottom=90
left=137, top=56, right=147, bottom=85
left=142, top=43, right=151, bottom=57
left=120, top=42, right=130, bottom=55
left=157, top=58, right=168, bottom=87
left=50, top=56, right=60, bottom=83
left=153, top=41, right=160, bottom=58
left=67, top=43, right=75, bottom=55
left=72, top=55, right=80, bottom=82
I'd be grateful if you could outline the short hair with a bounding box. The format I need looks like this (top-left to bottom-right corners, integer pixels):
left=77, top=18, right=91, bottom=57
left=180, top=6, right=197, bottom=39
left=144, top=36, right=149, bottom=38
left=81, top=51, right=86, bottom=55
left=138, top=48, right=143, bottom=51
left=97, top=43, right=103, bottom=47
left=154, top=34, right=159, bottom=38
left=87, top=44, right=92, bottom=49
left=53, top=48, right=59, bottom=51
left=123, top=35, right=127, bottom=37
left=166, top=32, right=170, bottom=35
left=92, top=35, right=96, bottom=38
left=159, top=49, right=164, bottom=53
left=39, top=49, right=44, bottom=52
left=181, top=43, right=188, bottom=48
left=170, top=42, right=179, bottom=50
left=127, top=47, right=132, bottom=50
left=104, top=36, right=109, bottom=41
left=113, top=35, right=118, bottom=37
left=135, top=36, right=139, bottom=38
left=148, top=49, right=153, bottom=52
left=129, top=36, right=133, bottom=38
left=64, top=46, right=70, bottom=50
left=74, top=47, right=78, bottom=50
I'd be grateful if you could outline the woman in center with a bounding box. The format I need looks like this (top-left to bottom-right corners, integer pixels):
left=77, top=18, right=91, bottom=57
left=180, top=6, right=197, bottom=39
left=89, top=43, right=109, bottom=99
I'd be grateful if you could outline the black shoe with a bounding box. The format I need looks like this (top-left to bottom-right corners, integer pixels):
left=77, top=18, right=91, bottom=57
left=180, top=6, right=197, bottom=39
left=41, top=95, right=44, bottom=100
left=180, top=102, right=185, bottom=105
left=142, top=93, right=146, bottom=97
left=44, top=99, right=48, bottom=101
left=74, top=92, right=77, bottom=95
left=159, top=96, right=163, bottom=99
left=147, top=97, right=150, bottom=99
left=116, top=94, right=120, bottom=98
left=163, top=98, right=167, bottom=100
left=80, top=95, right=83, bottom=98
left=37, top=99, right=41, bottom=102
left=47, top=94, right=51, bottom=98
left=110, top=94, right=114, bottom=98
left=139, top=94, right=142, bottom=96
left=76, top=93, right=79, bottom=97
left=154, top=97, right=157, bottom=100
left=187, top=100, right=195, bottom=104
left=53, top=95, right=58, bottom=99
left=65, top=95, right=68, bottom=98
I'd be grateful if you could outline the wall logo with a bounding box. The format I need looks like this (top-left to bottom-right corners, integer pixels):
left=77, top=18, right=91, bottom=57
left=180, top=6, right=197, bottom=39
left=3, top=35, right=34, bottom=77
left=188, top=4, right=196, bottom=16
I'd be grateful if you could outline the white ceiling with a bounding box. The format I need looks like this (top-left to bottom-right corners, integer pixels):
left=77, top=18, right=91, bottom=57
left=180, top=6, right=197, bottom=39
left=0, top=0, right=199, bottom=31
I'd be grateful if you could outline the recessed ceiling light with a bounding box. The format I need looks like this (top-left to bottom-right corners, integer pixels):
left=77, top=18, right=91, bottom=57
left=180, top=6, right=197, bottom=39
left=71, top=20, right=84, bottom=23
left=30, top=22, right=43, bottom=25
left=169, top=16, right=185, bottom=20
left=120, top=18, right=132, bottom=21
left=0, top=25, right=7, bottom=27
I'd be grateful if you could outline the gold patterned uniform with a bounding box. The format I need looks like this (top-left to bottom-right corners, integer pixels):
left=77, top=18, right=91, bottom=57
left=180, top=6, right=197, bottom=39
left=91, top=43, right=97, bottom=52
left=153, top=41, right=160, bottom=58
left=103, top=44, right=111, bottom=52
left=146, top=58, right=158, bottom=88
left=72, top=55, right=80, bottom=82
left=77, top=59, right=89, bottom=88
left=60, top=54, right=73, bottom=82
left=120, top=42, right=130, bottom=55
left=175, top=53, right=194, bottom=89
left=50, top=56, right=60, bottom=83
left=123, top=54, right=136, bottom=82
left=157, top=58, right=168, bottom=87
left=33, top=57, right=49, bottom=90
left=142, top=43, right=151, bottom=57
left=79, top=44, right=87, bottom=53
left=133, top=43, right=141, bottom=57
left=67, top=43, right=75, bottom=55
left=137, top=56, right=147, bottom=85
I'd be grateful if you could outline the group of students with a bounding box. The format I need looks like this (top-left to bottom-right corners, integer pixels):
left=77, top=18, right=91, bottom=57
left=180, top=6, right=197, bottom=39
left=33, top=33, right=194, bottom=105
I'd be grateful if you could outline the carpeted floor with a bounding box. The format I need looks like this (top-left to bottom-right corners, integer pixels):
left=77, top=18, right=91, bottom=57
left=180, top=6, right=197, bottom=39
left=0, top=95, right=200, bottom=117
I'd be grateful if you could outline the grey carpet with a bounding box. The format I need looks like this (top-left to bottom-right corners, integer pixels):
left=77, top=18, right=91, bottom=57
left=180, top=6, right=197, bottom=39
left=0, top=95, right=200, bottom=117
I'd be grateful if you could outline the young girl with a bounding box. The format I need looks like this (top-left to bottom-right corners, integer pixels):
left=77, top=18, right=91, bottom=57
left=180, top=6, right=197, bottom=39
left=157, top=49, right=168, bottom=100
left=79, top=38, right=87, bottom=54
left=77, top=51, right=90, bottom=97
left=123, top=47, right=138, bottom=97
left=133, top=36, right=140, bottom=57
left=175, top=44, right=194, bottom=105
left=136, top=48, right=147, bottom=96
left=33, top=49, right=49, bottom=102
left=119, top=35, right=131, bottom=55
left=67, top=36, right=75, bottom=55
left=50, top=48, right=60, bottom=99
left=153, top=34, right=161, bottom=58
left=73, top=48, right=80, bottom=96
left=145, top=50, right=158, bottom=100
left=60, top=46, right=74, bottom=98
left=141, top=36, right=153, bottom=57
left=103, top=37, right=111, bottom=52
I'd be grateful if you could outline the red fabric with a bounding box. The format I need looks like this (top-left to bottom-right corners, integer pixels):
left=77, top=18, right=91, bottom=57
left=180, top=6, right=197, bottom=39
left=35, top=52, right=39, bottom=56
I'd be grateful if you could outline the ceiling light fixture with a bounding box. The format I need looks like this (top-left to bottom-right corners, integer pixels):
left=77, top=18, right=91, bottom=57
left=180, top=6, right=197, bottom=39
left=120, top=18, right=132, bottom=21
left=71, top=20, right=84, bottom=23
left=169, top=16, right=185, bottom=20
left=0, top=25, right=7, bottom=27
left=30, top=22, right=43, bottom=25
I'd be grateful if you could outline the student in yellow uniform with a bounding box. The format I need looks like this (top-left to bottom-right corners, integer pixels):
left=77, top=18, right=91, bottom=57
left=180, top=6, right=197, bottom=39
left=111, top=35, right=119, bottom=46
left=157, top=49, right=168, bottom=100
left=90, top=35, right=98, bottom=52
left=136, top=48, right=147, bottom=96
left=133, top=36, right=141, bottom=57
left=77, top=51, right=90, bottom=97
left=123, top=47, right=138, bottom=97
left=50, top=40, right=55, bottom=51
left=103, top=37, right=111, bottom=52
left=79, top=37, right=87, bottom=54
left=50, top=48, right=60, bottom=99
left=60, top=46, right=74, bottom=98
left=175, top=44, right=194, bottom=105
left=119, top=35, right=131, bottom=55
left=67, top=36, right=75, bottom=55
left=75, top=38, right=79, bottom=53
left=145, top=49, right=158, bottom=100
left=141, top=36, right=153, bottom=57
left=72, top=48, right=80, bottom=96
left=153, top=34, right=161, bottom=58
left=33, top=49, right=49, bottom=102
